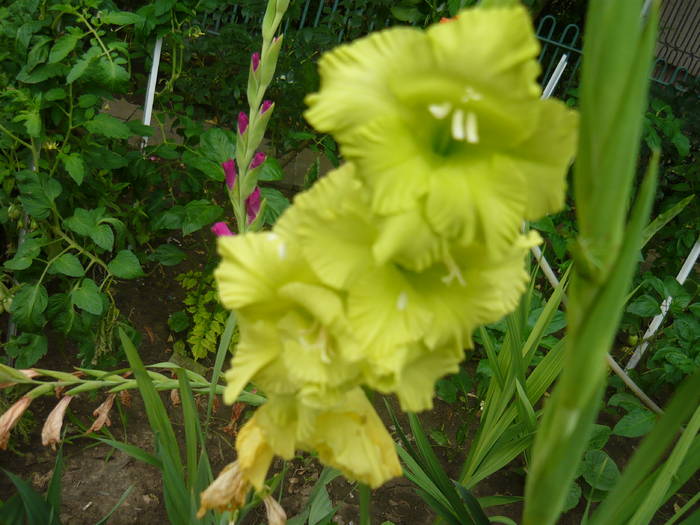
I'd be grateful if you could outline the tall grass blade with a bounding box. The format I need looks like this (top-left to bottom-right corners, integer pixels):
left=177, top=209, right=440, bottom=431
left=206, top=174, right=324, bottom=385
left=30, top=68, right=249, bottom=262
left=177, top=368, right=200, bottom=489
left=629, top=406, right=700, bottom=524
left=591, top=367, right=700, bottom=524
left=207, top=311, right=237, bottom=426
left=93, top=486, right=135, bottom=525
left=118, top=328, right=182, bottom=472
left=1, top=469, right=51, bottom=525
left=641, top=194, right=694, bottom=248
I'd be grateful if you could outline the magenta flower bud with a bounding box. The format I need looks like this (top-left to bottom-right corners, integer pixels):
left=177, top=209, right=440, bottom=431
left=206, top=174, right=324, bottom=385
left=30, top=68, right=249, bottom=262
left=246, top=188, right=261, bottom=223
left=222, top=159, right=237, bottom=190
left=238, top=112, right=249, bottom=134
left=249, top=152, right=266, bottom=170
left=251, top=52, right=261, bottom=72
left=260, top=100, right=273, bottom=114
left=211, top=222, right=234, bottom=237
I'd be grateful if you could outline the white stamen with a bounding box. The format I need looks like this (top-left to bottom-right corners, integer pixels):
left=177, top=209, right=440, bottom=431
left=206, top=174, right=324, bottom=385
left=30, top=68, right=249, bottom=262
left=441, top=263, right=467, bottom=287
left=462, top=87, right=483, bottom=102
left=451, top=109, right=465, bottom=140
left=465, top=112, right=479, bottom=144
left=396, top=292, right=408, bottom=311
left=428, top=102, right=452, bottom=119
left=277, top=242, right=286, bottom=259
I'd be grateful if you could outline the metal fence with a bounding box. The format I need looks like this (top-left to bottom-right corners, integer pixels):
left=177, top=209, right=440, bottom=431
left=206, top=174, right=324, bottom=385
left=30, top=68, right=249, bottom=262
left=196, top=1, right=698, bottom=95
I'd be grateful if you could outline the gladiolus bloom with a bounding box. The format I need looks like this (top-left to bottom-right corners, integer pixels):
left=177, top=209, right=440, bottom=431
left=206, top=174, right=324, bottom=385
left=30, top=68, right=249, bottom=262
left=251, top=52, right=261, bottom=72
left=249, top=152, right=266, bottom=170
left=246, top=188, right=261, bottom=223
left=211, top=222, right=235, bottom=237
left=261, top=100, right=273, bottom=114
left=238, top=112, right=249, bottom=134
left=305, top=5, right=577, bottom=257
left=222, top=159, right=237, bottom=190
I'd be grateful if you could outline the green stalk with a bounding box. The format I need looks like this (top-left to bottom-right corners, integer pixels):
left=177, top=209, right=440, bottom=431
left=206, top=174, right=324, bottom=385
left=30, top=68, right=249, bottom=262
left=359, top=484, right=371, bottom=525
left=523, top=0, right=660, bottom=521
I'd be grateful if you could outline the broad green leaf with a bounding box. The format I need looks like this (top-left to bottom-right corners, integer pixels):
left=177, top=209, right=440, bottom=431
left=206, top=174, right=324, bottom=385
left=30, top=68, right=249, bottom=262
left=126, top=120, right=153, bottom=137
left=587, top=424, right=611, bottom=450
left=181, top=200, right=222, bottom=235
left=66, top=46, right=100, bottom=83
left=44, top=87, right=66, bottom=101
left=91, top=224, right=114, bottom=251
left=48, top=33, right=80, bottom=63
left=71, top=278, right=103, bottom=315
left=257, top=157, right=284, bottom=181
left=97, top=58, right=129, bottom=87
left=260, top=187, right=289, bottom=225
left=612, top=408, right=656, bottom=438
left=181, top=151, right=222, bottom=181
left=51, top=253, right=84, bottom=277
left=60, top=153, right=85, bottom=185
left=580, top=450, right=620, bottom=491
left=84, top=114, right=131, bottom=139
left=9, top=283, right=48, bottom=329
left=17, top=172, right=62, bottom=220
left=22, top=111, right=41, bottom=137
left=99, top=11, right=144, bottom=25
left=626, top=294, right=661, bottom=317
left=199, top=127, right=235, bottom=164
left=562, top=480, right=581, bottom=512
left=5, top=333, right=48, bottom=368
left=78, top=94, right=100, bottom=108
left=4, top=236, right=42, bottom=271
left=149, top=244, right=186, bottom=266
left=107, top=250, right=144, bottom=279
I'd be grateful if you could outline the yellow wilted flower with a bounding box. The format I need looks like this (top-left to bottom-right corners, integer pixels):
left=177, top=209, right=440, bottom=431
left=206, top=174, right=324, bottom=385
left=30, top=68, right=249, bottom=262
left=235, top=389, right=401, bottom=490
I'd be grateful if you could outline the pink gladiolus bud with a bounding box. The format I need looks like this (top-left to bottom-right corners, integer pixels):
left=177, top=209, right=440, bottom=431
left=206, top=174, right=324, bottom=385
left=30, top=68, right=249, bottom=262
left=238, top=112, right=249, bottom=134
left=251, top=52, right=261, bottom=72
left=211, top=222, right=235, bottom=237
left=261, top=100, right=273, bottom=114
left=246, top=188, right=261, bottom=222
left=222, top=159, right=237, bottom=190
left=249, top=152, right=266, bottom=170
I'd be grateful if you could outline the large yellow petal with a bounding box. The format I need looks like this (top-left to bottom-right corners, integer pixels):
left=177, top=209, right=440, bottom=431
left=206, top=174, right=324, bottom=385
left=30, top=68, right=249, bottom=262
left=305, top=389, right=402, bottom=488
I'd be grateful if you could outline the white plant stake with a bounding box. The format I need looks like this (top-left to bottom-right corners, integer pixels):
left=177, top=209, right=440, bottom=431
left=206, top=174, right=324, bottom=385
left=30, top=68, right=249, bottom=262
left=626, top=235, right=700, bottom=370
left=141, top=37, right=163, bottom=149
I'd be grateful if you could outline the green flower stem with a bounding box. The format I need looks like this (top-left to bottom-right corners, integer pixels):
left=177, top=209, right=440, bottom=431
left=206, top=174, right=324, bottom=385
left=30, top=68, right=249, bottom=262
left=0, top=121, right=32, bottom=149
left=52, top=226, right=110, bottom=272
left=75, top=10, right=114, bottom=66
left=359, top=483, right=371, bottom=525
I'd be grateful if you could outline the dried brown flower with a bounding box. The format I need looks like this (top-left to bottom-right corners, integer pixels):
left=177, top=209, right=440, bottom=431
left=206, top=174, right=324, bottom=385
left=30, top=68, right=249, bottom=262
left=197, top=461, right=250, bottom=518
left=0, top=396, right=32, bottom=449
left=42, top=396, right=74, bottom=450
left=88, top=393, right=116, bottom=433
left=264, top=495, right=287, bottom=525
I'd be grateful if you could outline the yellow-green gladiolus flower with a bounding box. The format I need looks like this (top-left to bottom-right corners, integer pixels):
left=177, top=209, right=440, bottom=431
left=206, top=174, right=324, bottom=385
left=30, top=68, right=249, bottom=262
left=236, top=389, right=402, bottom=490
left=305, top=5, right=577, bottom=256
left=215, top=233, right=361, bottom=408
left=276, top=163, right=540, bottom=354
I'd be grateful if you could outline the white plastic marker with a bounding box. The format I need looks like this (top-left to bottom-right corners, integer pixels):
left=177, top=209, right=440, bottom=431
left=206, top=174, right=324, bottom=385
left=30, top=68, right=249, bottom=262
left=141, top=37, right=163, bottom=149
